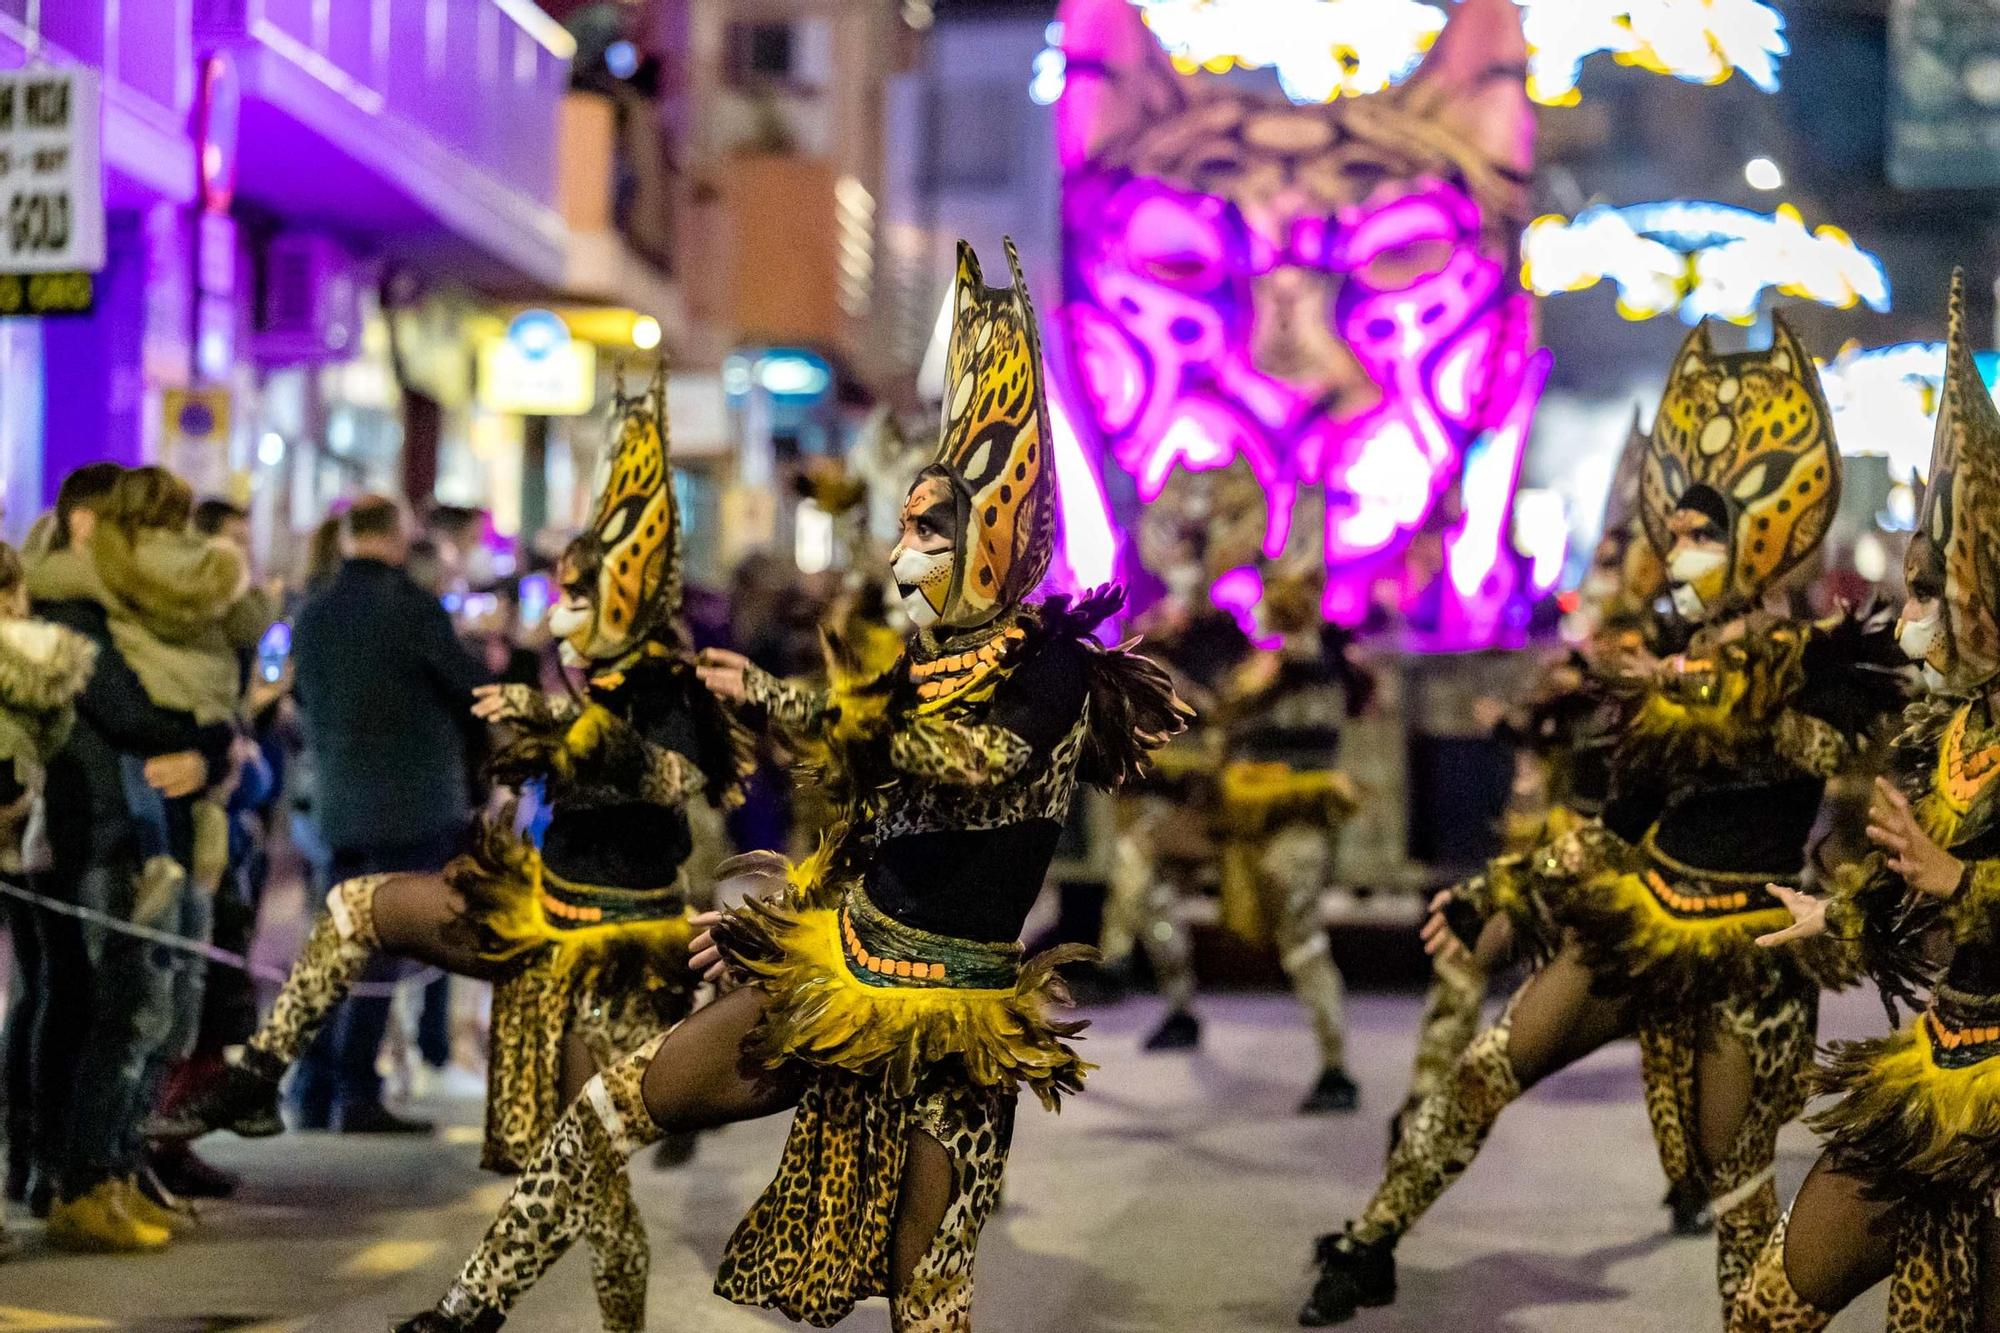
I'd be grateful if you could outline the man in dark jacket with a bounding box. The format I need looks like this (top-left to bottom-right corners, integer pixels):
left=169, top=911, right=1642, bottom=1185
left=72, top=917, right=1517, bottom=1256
left=28, top=462, right=235, bottom=1252
left=288, top=495, right=489, bottom=1133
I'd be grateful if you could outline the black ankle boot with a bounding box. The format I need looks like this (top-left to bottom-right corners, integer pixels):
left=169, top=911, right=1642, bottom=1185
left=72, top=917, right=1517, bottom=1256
left=1299, top=1229, right=1396, bottom=1326
left=392, top=1309, right=504, bottom=1333
left=1664, top=1178, right=1713, bottom=1236
left=1142, top=1009, right=1202, bottom=1051
left=140, top=1047, right=285, bottom=1141
left=1299, top=1067, right=1360, bottom=1115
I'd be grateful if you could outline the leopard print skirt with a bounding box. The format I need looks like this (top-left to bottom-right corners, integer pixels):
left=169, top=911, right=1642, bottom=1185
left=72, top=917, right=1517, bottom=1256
left=449, top=827, right=698, bottom=1173
left=708, top=878, right=1088, bottom=1325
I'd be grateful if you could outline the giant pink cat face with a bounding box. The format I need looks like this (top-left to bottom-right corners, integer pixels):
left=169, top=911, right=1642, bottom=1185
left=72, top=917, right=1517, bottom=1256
left=1055, top=0, right=1543, bottom=631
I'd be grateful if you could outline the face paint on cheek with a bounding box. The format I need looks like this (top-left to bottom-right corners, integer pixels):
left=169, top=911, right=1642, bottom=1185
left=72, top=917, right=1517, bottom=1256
left=891, top=545, right=953, bottom=628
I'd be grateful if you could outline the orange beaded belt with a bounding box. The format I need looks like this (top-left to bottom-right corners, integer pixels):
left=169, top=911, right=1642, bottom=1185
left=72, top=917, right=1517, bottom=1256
left=838, top=885, right=1021, bottom=990
left=1927, top=987, right=2000, bottom=1069
left=1639, top=831, right=1785, bottom=920
left=537, top=863, right=684, bottom=930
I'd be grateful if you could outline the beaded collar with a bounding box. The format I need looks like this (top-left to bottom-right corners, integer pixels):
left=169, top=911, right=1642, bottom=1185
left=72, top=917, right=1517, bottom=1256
left=908, top=612, right=1029, bottom=709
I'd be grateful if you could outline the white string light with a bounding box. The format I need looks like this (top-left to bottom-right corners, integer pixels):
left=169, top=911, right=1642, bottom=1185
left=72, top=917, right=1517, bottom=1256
left=1522, top=201, right=1891, bottom=325
left=1082, top=0, right=1787, bottom=106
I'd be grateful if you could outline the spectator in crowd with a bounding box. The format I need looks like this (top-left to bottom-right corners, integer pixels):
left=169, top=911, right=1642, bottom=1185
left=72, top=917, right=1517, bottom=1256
left=88, top=470, right=275, bottom=1199
left=285, top=495, right=489, bottom=1134
left=192, top=498, right=251, bottom=557
left=0, top=539, right=97, bottom=1260
left=155, top=496, right=285, bottom=1201
left=27, top=463, right=233, bottom=1252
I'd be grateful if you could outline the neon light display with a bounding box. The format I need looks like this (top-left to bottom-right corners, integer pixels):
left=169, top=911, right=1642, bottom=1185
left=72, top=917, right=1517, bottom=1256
left=1522, top=201, right=1892, bottom=324
left=1110, top=0, right=1785, bottom=107
left=1818, top=342, right=2000, bottom=482
left=1056, top=0, right=1549, bottom=646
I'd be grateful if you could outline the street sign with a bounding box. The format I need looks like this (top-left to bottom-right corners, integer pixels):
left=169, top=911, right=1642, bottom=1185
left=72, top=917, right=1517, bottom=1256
left=1889, top=0, right=2000, bottom=188
left=0, top=68, right=104, bottom=273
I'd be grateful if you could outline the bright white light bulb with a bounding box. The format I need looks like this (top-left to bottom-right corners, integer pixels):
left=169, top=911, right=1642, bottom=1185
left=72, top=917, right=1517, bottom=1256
left=1744, top=156, right=1783, bottom=190
left=258, top=432, right=285, bottom=467
left=631, top=315, right=662, bottom=350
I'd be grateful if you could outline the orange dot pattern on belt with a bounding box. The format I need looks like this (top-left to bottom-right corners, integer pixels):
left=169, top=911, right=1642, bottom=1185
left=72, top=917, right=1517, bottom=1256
left=1925, top=1008, right=2000, bottom=1051
left=540, top=891, right=605, bottom=924
left=843, top=912, right=947, bottom=982
left=1645, top=871, right=1751, bottom=915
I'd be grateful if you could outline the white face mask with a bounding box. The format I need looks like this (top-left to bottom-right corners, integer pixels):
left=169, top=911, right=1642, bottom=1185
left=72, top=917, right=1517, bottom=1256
left=546, top=595, right=591, bottom=644
left=890, top=545, right=952, bottom=629
left=1897, top=610, right=1939, bottom=664
left=1666, top=548, right=1727, bottom=621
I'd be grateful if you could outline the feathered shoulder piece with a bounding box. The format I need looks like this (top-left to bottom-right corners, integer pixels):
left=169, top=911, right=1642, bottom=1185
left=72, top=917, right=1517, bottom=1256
left=1619, top=605, right=1905, bottom=778
left=1794, top=602, right=1912, bottom=745
left=1026, top=584, right=1194, bottom=789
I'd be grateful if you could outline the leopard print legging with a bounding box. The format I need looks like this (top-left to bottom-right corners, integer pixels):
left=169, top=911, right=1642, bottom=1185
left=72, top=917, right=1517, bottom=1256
left=1640, top=980, right=1816, bottom=1313
left=1352, top=1008, right=1521, bottom=1244
left=1730, top=1187, right=1986, bottom=1332
left=244, top=875, right=387, bottom=1066
left=439, top=1033, right=663, bottom=1332
left=435, top=1037, right=1010, bottom=1332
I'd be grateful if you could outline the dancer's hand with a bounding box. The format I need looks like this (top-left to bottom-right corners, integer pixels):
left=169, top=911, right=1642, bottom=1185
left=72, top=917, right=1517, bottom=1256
left=1868, top=776, right=1964, bottom=899
left=1756, top=885, right=1827, bottom=947
left=1419, top=889, right=1467, bottom=962
left=688, top=910, right=735, bottom=984
left=696, top=649, right=752, bottom=704
left=471, top=683, right=537, bottom=725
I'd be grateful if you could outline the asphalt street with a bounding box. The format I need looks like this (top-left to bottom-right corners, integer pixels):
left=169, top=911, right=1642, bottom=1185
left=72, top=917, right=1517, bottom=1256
left=0, top=988, right=1893, bottom=1331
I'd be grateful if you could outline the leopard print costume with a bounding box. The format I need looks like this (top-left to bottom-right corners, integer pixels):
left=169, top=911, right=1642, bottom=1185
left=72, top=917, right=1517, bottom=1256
left=713, top=1074, right=1016, bottom=1330
left=1639, top=976, right=1817, bottom=1308
left=1352, top=1008, right=1521, bottom=1244
left=438, top=1034, right=665, bottom=1333
left=1729, top=1195, right=1985, bottom=1332
left=244, top=874, right=387, bottom=1066
left=1887, top=1197, right=1981, bottom=1333
left=1392, top=948, right=1487, bottom=1145
left=1730, top=1216, right=1833, bottom=1332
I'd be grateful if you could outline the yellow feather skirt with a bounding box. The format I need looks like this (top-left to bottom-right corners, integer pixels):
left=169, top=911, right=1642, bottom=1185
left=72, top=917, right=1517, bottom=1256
left=1812, top=1008, right=2000, bottom=1202
left=708, top=848, right=1091, bottom=1325
left=1540, top=828, right=1852, bottom=1007
left=446, top=824, right=697, bottom=1172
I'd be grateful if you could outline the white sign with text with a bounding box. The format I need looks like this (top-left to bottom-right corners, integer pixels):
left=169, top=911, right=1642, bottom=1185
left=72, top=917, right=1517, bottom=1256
left=0, top=68, right=104, bottom=273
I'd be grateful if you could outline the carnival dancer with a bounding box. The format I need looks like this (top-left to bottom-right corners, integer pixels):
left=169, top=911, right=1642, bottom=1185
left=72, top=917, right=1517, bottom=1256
left=1098, top=488, right=1250, bottom=1051
left=392, top=238, right=1189, bottom=1333
left=1211, top=562, right=1367, bottom=1111
left=1384, top=418, right=1713, bottom=1245
left=147, top=367, right=748, bottom=1332
left=1301, top=314, right=1905, bottom=1325
left=1732, top=272, right=2000, bottom=1333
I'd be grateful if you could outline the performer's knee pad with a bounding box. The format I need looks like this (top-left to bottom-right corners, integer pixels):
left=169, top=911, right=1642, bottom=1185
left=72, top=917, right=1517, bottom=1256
left=325, top=873, right=387, bottom=948
left=584, top=1032, right=668, bottom=1157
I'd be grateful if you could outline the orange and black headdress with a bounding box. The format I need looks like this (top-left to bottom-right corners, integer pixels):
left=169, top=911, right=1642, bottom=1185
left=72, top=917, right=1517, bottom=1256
left=923, top=238, right=1058, bottom=628
left=1911, top=270, right=2000, bottom=693
left=560, top=362, right=680, bottom=662
left=1640, top=313, right=1841, bottom=612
